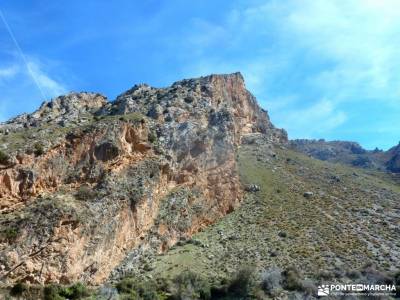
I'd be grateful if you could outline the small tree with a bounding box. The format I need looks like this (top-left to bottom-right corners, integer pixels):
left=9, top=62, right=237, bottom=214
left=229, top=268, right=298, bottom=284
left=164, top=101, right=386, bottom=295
left=34, top=143, right=45, bottom=156
left=1, top=227, right=18, bottom=242
left=0, top=149, right=10, bottom=164
left=172, top=270, right=211, bottom=300
left=227, top=266, right=255, bottom=296
left=10, top=282, right=28, bottom=296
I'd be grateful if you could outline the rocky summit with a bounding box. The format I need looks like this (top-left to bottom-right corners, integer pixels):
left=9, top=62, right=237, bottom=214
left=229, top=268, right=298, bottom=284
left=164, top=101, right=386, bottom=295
left=0, top=73, right=399, bottom=300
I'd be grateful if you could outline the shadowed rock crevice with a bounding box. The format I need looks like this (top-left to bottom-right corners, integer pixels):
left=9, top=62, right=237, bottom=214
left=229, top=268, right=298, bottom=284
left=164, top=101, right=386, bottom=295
left=94, top=142, right=120, bottom=162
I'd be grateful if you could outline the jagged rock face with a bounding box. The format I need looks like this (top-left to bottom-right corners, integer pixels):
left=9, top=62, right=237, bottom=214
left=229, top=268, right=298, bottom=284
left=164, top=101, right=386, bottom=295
left=105, top=73, right=286, bottom=144
left=0, top=73, right=286, bottom=285
left=0, top=92, right=107, bottom=131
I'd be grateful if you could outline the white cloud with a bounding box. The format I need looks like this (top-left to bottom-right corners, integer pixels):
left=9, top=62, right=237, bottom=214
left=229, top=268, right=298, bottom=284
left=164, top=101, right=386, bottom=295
left=0, top=56, right=68, bottom=121
left=0, top=56, right=67, bottom=98
left=180, top=0, right=400, bottom=141
left=0, top=64, right=19, bottom=81
left=277, top=99, right=347, bottom=138
left=281, top=0, right=400, bottom=101
left=241, top=0, right=400, bottom=102
left=26, top=60, right=67, bottom=98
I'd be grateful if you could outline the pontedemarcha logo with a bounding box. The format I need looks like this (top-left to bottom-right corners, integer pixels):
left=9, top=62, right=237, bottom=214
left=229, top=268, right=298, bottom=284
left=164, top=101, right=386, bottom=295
left=317, top=283, right=396, bottom=297
left=318, top=285, right=330, bottom=296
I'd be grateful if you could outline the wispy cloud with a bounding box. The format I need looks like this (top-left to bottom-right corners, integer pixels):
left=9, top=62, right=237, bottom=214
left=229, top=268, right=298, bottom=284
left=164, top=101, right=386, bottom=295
left=0, top=64, right=18, bottom=80
left=277, top=99, right=347, bottom=138
left=176, top=0, right=400, bottom=145
left=281, top=0, right=400, bottom=102
left=0, top=56, right=68, bottom=121
left=0, top=56, right=67, bottom=98
left=0, top=7, right=68, bottom=120
left=237, top=0, right=400, bottom=100
left=26, top=60, right=67, bottom=98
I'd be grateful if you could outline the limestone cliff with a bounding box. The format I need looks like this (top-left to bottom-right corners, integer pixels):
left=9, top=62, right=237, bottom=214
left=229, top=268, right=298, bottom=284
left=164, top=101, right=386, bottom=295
left=0, top=72, right=286, bottom=285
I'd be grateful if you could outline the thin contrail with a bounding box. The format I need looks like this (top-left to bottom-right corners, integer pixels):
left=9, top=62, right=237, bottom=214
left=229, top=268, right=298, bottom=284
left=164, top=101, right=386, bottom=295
left=0, top=8, right=47, bottom=101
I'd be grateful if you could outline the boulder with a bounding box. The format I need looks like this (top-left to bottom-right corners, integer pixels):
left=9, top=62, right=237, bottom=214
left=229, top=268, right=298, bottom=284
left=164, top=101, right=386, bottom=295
left=245, top=184, right=261, bottom=192
left=303, top=191, right=314, bottom=198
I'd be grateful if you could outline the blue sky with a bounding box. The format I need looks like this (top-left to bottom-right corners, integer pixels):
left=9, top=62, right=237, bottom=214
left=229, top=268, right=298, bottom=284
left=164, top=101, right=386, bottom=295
left=0, top=0, right=399, bottom=149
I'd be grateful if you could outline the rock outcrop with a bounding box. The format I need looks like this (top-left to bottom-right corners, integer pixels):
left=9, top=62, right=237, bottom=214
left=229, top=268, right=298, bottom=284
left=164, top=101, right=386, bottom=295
left=290, top=140, right=367, bottom=161
left=290, top=139, right=400, bottom=173
left=1, top=92, right=107, bottom=131
left=386, top=143, right=400, bottom=173
left=0, top=72, right=286, bottom=285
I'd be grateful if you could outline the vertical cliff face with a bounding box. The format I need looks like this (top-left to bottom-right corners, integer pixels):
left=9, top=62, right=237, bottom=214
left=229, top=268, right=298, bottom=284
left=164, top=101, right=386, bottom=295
left=0, top=73, right=286, bottom=284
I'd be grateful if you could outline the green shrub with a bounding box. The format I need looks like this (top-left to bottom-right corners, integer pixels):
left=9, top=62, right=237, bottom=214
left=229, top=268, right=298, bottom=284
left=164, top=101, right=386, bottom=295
left=33, top=142, right=45, bottom=156
left=43, top=283, right=89, bottom=300
left=119, top=291, right=139, bottom=300
left=10, top=282, right=28, bottom=296
left=316, top=270, right=334, bottom=280
left=171, top=270, right=211, bottom=300
left=127, top=112, right=145, bottom=123
left=43, top=285, right=63, bottom=300
left=148, top=131, right=157, bottom=143
left=75, top=185, right=98, bottom=201
left=1, top=227, right=18, bottom=242
left=0, top=149, right=10, bottom=164
left=227, top=266, right=254, bottom=297
left=282, top=266, right=303, bottom=291
left=209, top=280, right=229, bottom=298
left=116, top=277, right=165, bottom=300
left=59, top=282, right=89, bottom=299
left=116, top=278, right=138, bottom=294
left=346, top=269, right=361, bottom=279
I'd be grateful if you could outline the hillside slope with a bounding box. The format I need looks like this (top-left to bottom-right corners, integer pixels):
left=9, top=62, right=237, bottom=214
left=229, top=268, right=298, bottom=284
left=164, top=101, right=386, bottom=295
left=116, top=135, right=400, bottom=298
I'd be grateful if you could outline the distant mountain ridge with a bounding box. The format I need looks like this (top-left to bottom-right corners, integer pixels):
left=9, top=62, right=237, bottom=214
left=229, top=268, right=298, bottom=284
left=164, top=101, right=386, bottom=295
left=290, top=139, right=400, bottom=173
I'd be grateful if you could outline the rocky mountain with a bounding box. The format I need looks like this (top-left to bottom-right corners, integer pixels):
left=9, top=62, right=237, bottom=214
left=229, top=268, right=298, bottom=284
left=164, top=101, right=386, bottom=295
left=0, top=73, right=286, bottom=286
left=1, top=73, right=399, bottom=300
left=290, top=139, right=400, bottom=173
